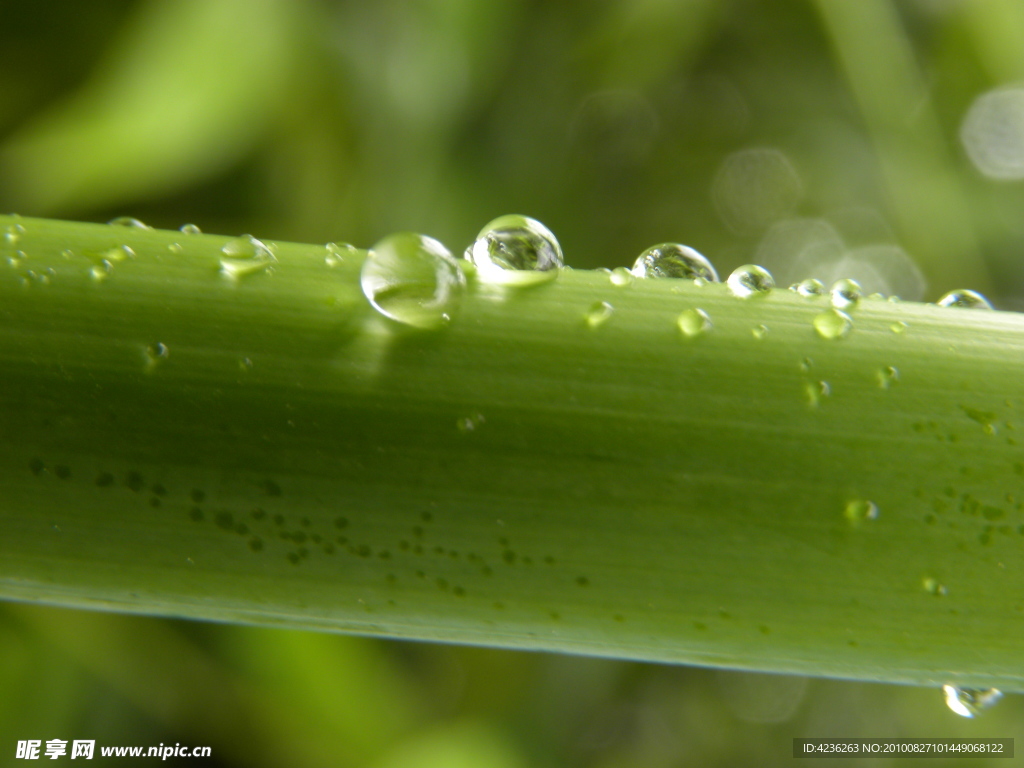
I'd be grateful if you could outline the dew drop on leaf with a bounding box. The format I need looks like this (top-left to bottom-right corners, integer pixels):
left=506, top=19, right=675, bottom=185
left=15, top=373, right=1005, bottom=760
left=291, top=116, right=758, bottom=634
left=630, top=243, right=718, bottom=282
left=937, top=289, right=993, bottom=310
left=677, top=308, right=712, bottom=337
left=108, top=216, right=151, bottom=229
left=791, top=278, right=824, bottom=298
left=585, top=301, right=614, bottom=328
left=465, top=214, right=563, bottom=286
left=830, top=278, right=863, bottom=310
left=943, top=685, right=1002, bottom=718
left=727, top=265, right=774, bottom=298
left=220, top=235, right=276, bottom=281
left=361, top=232, right=465, bottom=329
left=813, top=309, right=852, bottom=340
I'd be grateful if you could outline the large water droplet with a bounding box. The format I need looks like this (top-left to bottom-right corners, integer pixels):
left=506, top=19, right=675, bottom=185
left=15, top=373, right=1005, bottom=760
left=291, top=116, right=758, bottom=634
left=180, top=223, right=202, bottom=235
left=585, top=301, right=614, bottom=328
left=791, top=278, right=824, bottom=298
left=677, top=308, right=712, bottom=337
left=108, top=216, right=151, bottom=229
left=727, top=265, right=774, bottom=298
left=220, top=235, right=276, bottom=280
left=830, top=278, right=863, bottom=310
left=465, top=215, right=563, bottom=285
left=942, top=685, right=1002, bottom=718
left=937, top=289, right=993, bottom=310
left=813, top=309, right=852, bottom=340
left=630, top=243, right=718, bottom=282
left=844, top=499, right=878, bottom=525
left=361, top=232, right=465, bottom=329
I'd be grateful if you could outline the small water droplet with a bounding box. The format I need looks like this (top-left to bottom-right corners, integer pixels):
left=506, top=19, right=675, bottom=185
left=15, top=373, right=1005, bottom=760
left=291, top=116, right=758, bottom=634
left=727, top=265, right=774, bottom=298
left=180, top=223, right=202, bottom=235
left=457, top=412, right=485, bottom=432
left=890, top=321, right=908, bottom=334
left=585, top=301, right=614, bottom=328
left=677, top=308, right=712, bottom=337
left=867, top=292, right=885, bottom=301
left=108, top=216, right=150, bottom=229
left=937, top=289, right=993, bottom=310
left=877, top=366, right=899, bottom=389
left=752, top=324, right=769, bottom=340
left=630, top=243, right=718, bottom=282
left=325, top=242, right=357, bottom=267
left=813, top=309, right=852, bottom=340
left=361, top=232, right=465, bottom=329
left=96, top=244, right=135, bottom=263
left=220, top=235, right=276, bottom=280
left=923, top=577, right=948, bottom=596
left=887, top=295, right=902, bottom=303
left=144, top=342, right=169, bottom=371
left=609, top=266, right=634, bottom=287
left=799, top=357, right=813, bottom=373
left=830, top=278, right=863, bottom=310
left=465, top=214, right=563, bottom=285
left=844, top=499, right=878, bottom=525
left=4, top=223, right=25, bottom=245
left=943, top=686, right=1003, bottom=718
left=805, top=380, right=830, bottom=407
left=167, top=243, right=183, bottom=254
left=791, top=278, right=825, bottom=298
left=90, top=260, right=113, bottom=281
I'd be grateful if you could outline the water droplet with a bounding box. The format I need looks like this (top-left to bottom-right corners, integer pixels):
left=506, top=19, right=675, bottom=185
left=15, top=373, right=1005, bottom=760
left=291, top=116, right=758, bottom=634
left=630, top=243, right=718, bottom=282
left=727, top=265, right=774, bottom=298
left=943, top=686, right=1003, bottom=718
left=877, top=366, right=899, bottom=389
left=844, top=499, right=878, bottom=525
left=752, top=324, right=769, bottom=340
left=179, top=223, right=202, bottom=235
left=677, top=308, right=712, bottom=337
left=144, top=342, right=169, bottom=371
left=830, top=278, right=863, bottom=310
left=937, top=289, right=993, bottom=310
left=813, top=309, right=852, bottom=340
left=325, top=242, right=357, bottom=268
left=609, top=266, right=633, bottom=287
left=4, top=223, right=25, bottom=245
left=791, top=278, right=825, bottom=298
left=167, top=243, right=183, bottom=255
left=457, top=413, right=485, bottom=432
left=361, top=232, right=465, bottom=329
left=890, top=321, right=908, bottom=334
left=465, top=214, right=563, bottom=285
left=220, top=235, right=276, bottom=281
left=108, top=216, right=150, bottom=229
left=805, top=380, right=830, bottom=408
left=585, top=301, right=614, bottom=328
left=799, top=357, right=813, bottom=373
left=90, top=261, right=113, bottom=282
left=867, top=292, right=885, bottom=301
left=105, top=244, right=135, bottom=262
left=923, top=577, right=948, bottom=596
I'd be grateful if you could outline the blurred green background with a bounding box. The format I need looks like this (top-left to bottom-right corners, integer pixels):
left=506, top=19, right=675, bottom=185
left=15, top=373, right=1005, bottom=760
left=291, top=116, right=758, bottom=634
left=3, top=0, right=1024, bottom=764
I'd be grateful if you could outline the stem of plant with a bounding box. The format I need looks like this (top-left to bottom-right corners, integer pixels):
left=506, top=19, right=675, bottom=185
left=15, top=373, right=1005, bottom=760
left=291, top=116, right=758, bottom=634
left=1, top=215, right=1022, bottom=693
